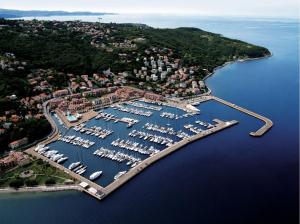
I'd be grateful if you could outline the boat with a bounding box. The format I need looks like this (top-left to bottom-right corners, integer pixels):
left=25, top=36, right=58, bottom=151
left=114, top=171, right=127, bottom=180
left=68, top=162, right=81, bottom=170
left=89, top=171, right=103, bottom=180
left=57, top=157, right=68, bottom=164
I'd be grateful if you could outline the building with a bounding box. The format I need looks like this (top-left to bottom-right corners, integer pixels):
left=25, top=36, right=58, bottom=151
left=0, top=151, right=28, bottom=171
left=144, top=92, right=164, bottom=101
left=8, top=137, right=28, bottom=149
left=53, top=89, right=69, bottom=98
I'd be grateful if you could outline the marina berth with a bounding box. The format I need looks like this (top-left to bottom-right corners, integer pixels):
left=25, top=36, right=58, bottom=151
left=114, top=171, right=127, bottom=180
left=126, top=101, right=162, bottom=111
left=73, top=124, right=113, bottom=139
left=184, top=124, right=203, bottom=134
left=93, top=147, right=141, bottom=166
left=68, top=162, right=87, bottom=176
left=68, top=161, right=81, bottom=170
left=96, top=111, right=118, bottom=121
left=35, top=145, right=69, bottom=165
left=195, top=120, right=214, bottom=129
left=96, top=111, right=139, bottom=127
left=143, top=123, right=191, bottom=139
left=128, top=130, right=174, bottom=147
left=160, top=111, right=199, bottom=120
left=89, top=171, right=103, bottom=181
left=58, top=135, right=95, bottom=149
left=112, top=104, right=153, bottom=117
left=111, top=138, right=160, bottom=156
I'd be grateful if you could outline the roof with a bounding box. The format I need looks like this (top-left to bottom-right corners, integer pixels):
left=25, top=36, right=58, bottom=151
left=88, top=187, right=97, bottom=195
left=79, top=182, right=89, bottom=188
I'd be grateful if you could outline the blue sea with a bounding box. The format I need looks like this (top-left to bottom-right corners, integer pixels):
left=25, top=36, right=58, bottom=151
left=1, top=15, right=299, bottom=224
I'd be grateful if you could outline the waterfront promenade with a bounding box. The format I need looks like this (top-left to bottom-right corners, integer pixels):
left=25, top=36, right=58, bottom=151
left=26, top=147, right=106, bottom=199
left=0, top=185, right=80, bottom=194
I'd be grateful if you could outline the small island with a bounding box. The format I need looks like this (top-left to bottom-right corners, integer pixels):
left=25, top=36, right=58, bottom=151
left=0, top=18, right=272, bottom=199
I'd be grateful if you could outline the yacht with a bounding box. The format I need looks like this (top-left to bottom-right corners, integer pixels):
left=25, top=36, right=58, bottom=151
left=68, top=162, right=81, bottom=170
left=114, top=171, right=127, bottom=180
left=89, top=171, right=103, bottom=181
left=57, top=157, right=68, bottom=164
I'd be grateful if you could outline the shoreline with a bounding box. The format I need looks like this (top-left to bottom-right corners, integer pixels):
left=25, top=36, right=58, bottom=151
left=202, top=53, right=272, bottom=84
left=0, top=185, right=81, bottom=194
left=0, top=53, right=273, bottom=199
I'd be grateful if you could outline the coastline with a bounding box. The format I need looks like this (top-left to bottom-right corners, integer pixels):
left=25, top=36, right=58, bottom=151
left=202, top=53, right=272, bottom=84
left=1, top=54, right=273, bottom=199
left=0, top=185, right=81, bottom=194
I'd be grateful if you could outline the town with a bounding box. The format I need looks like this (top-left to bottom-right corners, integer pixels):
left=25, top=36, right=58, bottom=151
left=0, top=19, right=272, bottom=199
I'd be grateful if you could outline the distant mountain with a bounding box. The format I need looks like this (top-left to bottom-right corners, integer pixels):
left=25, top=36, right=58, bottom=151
left=0, top=8, right=114, bottom=18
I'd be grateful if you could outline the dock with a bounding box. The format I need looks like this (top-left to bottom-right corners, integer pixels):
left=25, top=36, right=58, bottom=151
left=55, top=109, right=98, bottom=128
left=187, top=95, right=273, bottom=137
left=103, top=119, right=238, bottom=196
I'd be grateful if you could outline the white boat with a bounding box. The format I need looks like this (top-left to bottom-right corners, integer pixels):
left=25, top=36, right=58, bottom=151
left=57, top=157, right=68, bottom=164
left=89, top=171, right=103, bottom=180
left=114, top=171, right=127, bottom=180
left=68, top=162, right=81, bottom=170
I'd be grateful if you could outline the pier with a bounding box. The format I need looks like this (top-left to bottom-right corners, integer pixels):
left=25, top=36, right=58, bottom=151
left=103, top=119, right=238, bottom=197
left=187, top=95, right=273, bottom=136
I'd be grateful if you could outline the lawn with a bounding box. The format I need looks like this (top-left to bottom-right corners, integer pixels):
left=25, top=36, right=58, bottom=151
left=0, top=158, right=75, bottom=188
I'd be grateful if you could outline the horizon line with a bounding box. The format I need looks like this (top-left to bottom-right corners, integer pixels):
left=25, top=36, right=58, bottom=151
left=0, top=8, right=298, bottom=19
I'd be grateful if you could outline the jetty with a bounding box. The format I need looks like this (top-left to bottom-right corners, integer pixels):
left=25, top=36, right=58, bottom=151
left=187, top=95, right=273, bottom=137
left=103, top=119, right=238, bottom=196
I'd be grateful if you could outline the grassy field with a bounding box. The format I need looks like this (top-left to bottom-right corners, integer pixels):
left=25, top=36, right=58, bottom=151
left=0, top=158, right=75, bottom=188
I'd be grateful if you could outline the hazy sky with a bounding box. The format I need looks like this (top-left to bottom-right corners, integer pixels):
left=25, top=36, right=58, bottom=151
left=1, top=0, right=299, bottom=18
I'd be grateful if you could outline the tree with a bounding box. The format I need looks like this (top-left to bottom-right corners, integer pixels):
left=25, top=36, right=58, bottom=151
left=9, top=179, right=24, bottom=189
left=45, top=178, right=56, bottom=186
left=25, top=179, right=38, bottom=187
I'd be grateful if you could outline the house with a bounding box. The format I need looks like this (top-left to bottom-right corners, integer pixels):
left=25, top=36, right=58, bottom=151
left=144, top=92, right=164, bottom=101
left=53, top=89, right=69, bottom=98
left=0, top=151, right=28, bottom=171
left=8, top=137, right=28, bottom=149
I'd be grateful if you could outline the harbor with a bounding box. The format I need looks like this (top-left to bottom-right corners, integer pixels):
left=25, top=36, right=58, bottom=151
left=25, top=95, right=272, bottom=200
left=188, top=95, right=273, bottom=136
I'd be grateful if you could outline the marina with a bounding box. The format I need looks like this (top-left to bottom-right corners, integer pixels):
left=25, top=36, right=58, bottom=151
left=95, top=111, right=139, bottom=128
left=128, top=130, right=174, bottom=147
left=25, top=95, right=272, bottom=201
left=112, top=104, right=153, bottom=117
left=58, top=135, right=95, bottom=148
left=93, top=147, right=141, bottom=166
left=73, top=124, right=113, bottom=139
left=126, top=101, right=162, bottom=111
